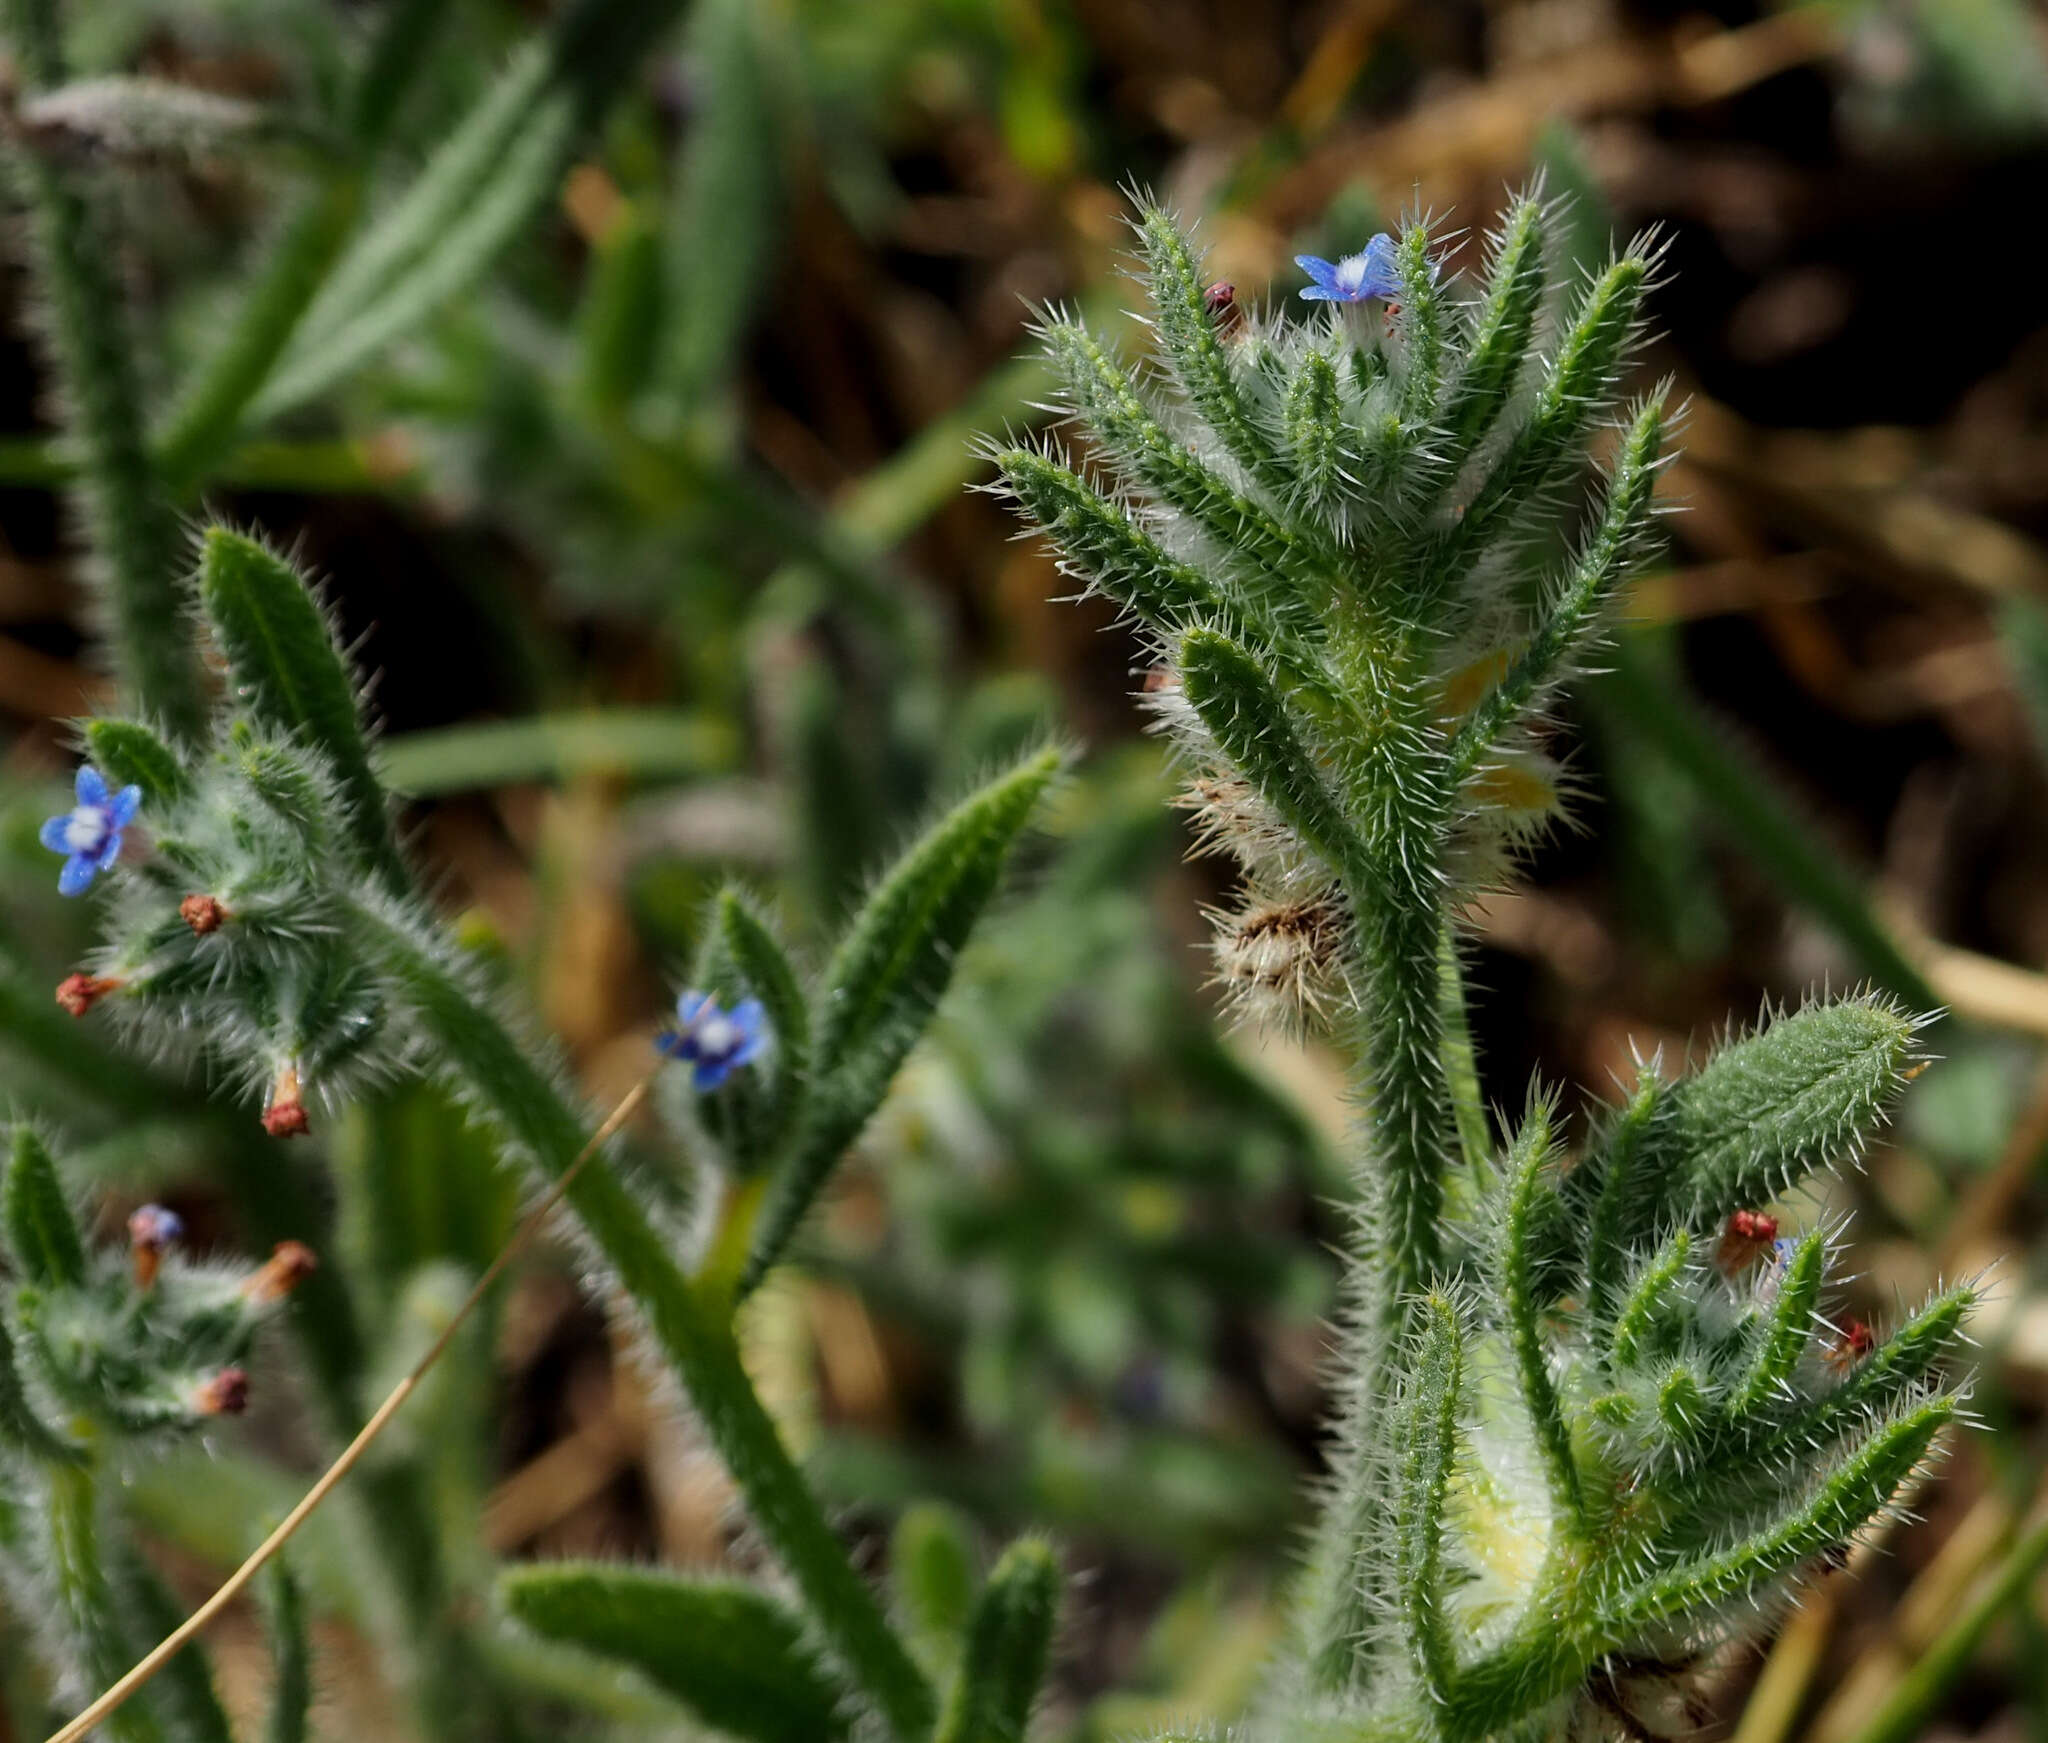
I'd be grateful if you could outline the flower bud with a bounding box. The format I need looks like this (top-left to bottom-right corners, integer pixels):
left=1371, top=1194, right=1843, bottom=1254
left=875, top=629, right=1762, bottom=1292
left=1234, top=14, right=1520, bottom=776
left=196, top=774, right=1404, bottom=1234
left=1714, top=1209, right=1778, bottom=1275
left=193, top=1368, right=249, bottom=1416
left=126, top=1202, right=184, bottom=1289
left=179, top=892, right=226, bottom=934
left=262, top=1063, right=310, bottom=1138
left=54, top=972, right=122, bottom=1017
left=1204, top=280, right=1241, bottom=335
left=242, top=1239, right=318, bottom=1304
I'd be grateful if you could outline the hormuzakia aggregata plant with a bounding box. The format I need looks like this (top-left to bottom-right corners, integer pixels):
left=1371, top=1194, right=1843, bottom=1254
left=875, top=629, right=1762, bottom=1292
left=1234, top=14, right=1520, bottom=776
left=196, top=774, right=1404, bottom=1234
left=2, top=518, right=1069, bottom=1742
left=988, top=191, right=1975, bottom=1741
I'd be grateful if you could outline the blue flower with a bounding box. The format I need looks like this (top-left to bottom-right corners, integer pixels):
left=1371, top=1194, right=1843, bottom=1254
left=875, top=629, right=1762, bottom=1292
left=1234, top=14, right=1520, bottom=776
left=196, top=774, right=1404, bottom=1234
left=38, top=765, right=141, bottom=896
left=656, top=989, right=768, bottom=1091
left=1296, top=234, right=1400, bottom=303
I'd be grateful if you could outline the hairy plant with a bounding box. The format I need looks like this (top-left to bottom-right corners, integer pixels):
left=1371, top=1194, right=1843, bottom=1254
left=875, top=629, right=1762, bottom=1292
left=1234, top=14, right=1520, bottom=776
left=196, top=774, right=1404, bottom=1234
left=1, top=506, right=1065, bottom=1739
left=988, top=194, right=1973, bottom=1741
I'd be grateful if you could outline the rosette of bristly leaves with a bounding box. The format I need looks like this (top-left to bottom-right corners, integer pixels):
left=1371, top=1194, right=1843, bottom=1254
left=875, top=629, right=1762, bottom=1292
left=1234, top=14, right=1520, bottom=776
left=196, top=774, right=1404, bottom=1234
left=989, top=190, right=1973, bottom=1741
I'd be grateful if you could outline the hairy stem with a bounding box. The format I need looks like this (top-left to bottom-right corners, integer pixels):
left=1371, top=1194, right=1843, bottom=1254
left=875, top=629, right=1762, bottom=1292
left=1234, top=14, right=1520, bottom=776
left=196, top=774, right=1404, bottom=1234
left=2, top=0, right=204, bottom=738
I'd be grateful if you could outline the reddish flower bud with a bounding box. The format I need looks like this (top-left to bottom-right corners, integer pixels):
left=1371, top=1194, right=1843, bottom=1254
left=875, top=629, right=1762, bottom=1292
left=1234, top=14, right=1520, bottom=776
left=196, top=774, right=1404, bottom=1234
left=262, top=1063, right=310, bottom=1139
left=243, top=1239, right=318, bottom=1304
left=1827, top=1317, right=1876, bottom=1370
left=1204, top=281, right=1241, bottom=334
left=54, top=971, right=122, bottom=1017
left=194, top=1368, right=250, bottom=1416
left=1715, top=1209, right=1779, bottom=1274
left=179, top=893, right=226, bottom=934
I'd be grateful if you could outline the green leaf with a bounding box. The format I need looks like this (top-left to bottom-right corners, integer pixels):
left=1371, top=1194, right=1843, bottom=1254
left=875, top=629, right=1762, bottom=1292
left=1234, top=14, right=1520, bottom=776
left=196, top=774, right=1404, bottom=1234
left=1176, top=627, right=1361, bottom=879
left=252, top=0, right=688, bottom=421
left=0, top=1307, right=80, bottom=1464
left=1664, top=994, right=1923, bottom=1222
left=1614, top=1398, right=1954, bottom=1631
left=196, top=526, right=404, bottom=889
left=1282, top=348, right=1349, bottom=512
left=1453, top=389, right=1668, bottom=775
left=4, top=1124, right=87, bottom=1288
left=264, top=1559, right=312, bottom=1743
left=2, top=4, right=203, bottom=739
left=934, top=1538, right=1062, bottom=1743
left=1394, top=1294, right=1464, bottom=1706
left=1436, top=194, right=1546, bottom=470
left=1607, top=1230, right=1692, bottom=1370
left=996, top=448, right=1222, bottom=636
left=1136, top=205, right=1286, bottom=493
left=83, top=717, right=192, bottom=807
left=742, top=747, right=1063, bottom=1293
left=375, top=710, right=736, bottom=794
left=1434, top=250, right=1648, bottom=581
left=1392, top=221, right=1446, bottom=426
left=1735, top=1226, right=1826, bottom=1413
left=108, top=1534, right=237, bottom=1743
left=501, top=1564, right=851, bottom=1743
left=1498, top=1099, right=1581, bottom=1522
left=664, top=0, right=784, bottom=407
left=710, top=886, right=810, bottom=1103
left=577, top=204, right=665, bottom=416
left=892, top=1501, right=980, bottom=1667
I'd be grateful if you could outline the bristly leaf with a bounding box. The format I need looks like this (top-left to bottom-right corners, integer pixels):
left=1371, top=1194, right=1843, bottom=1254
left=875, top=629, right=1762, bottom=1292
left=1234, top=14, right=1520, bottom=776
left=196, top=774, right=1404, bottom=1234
left=664, top=0, right=784, bottom=408
left=1664, top=994, right=1922, bottom=1222
left=892, top=1502, right=980, bottom=1669
left=1176, top=627, right=1363, bottom=879
left=1499, top=1099, right=1583, bottom=1523
left=1137, top=204, right=1287, bottom=493
left=108, top=1535, right=237, bottom=1743
left=1614, top=1397, right=1953, bottom=1630
left=996, top=448, right=1223, bottom=636
left=1395, top=1294, right=1464, bottom=1706
left=4, top=1124, right=87, bottom=1289
left=1431, top=250, right=1649, bottom=587
left=2, top=0, right=204, bottom=740
left=82, top=718, right=192, bottom=808
left=1392, top=222, right=1445, bottom=426
left=1453, top=389, right=1668, bottom=776
left=1, top=1305, right=80, bottom=1464
left=1437, top=194, right=1546, bottom=472
left=197, top=527, right=406, bottom=891
left=1607, top=1230, right=1692, bottom=1370
left=934, top=1538, right=1062, bottom=1743
left=742, top=747, right=1061, bottom=1294
left=263, top=1559, right=313, bottom=1743
left=250, top=0, right=689, bottom=421
left=502, top=1564, right=852, bottom=1743
left=1735, top=1226, right=1826, bottom=1413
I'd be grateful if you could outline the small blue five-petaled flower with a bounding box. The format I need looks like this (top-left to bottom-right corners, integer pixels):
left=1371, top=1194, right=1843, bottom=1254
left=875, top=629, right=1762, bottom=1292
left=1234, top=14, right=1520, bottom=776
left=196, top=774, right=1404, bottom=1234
left=39, top=765, right=141, bottom=896
left=1295, top=234, right=1400, bottom=303
left=656, top=989, right=768, bottom=1091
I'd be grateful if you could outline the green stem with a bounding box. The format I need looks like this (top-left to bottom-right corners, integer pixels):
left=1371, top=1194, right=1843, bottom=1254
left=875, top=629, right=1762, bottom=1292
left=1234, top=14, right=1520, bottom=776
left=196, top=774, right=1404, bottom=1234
left=40, top=1460, right=170, bottom=1743
left=1436, top=924, right=1491, bottom=1179
left=354, top=905, right=936, bottom=1743
left=2, top=0, right=204, bottom=739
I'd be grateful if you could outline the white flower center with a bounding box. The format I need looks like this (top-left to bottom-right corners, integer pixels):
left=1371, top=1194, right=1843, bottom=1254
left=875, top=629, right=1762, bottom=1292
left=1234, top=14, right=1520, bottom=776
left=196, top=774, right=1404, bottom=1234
left=696, top=1015, right=736, bottom=1055
left=65, top=805, right=109, bottom=855
left=1335, top=254, right=1369, bottom=294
